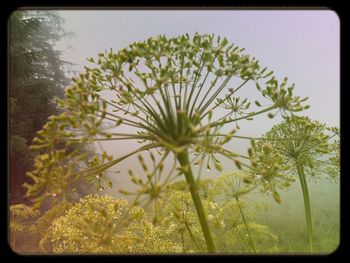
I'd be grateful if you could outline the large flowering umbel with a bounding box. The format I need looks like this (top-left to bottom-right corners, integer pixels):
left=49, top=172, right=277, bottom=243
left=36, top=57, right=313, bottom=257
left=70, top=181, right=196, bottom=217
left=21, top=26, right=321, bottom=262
left=25, top=33, right=308, bottom=252
left=41, top=194, right=181, bottom=253
left=25, top=33, right=307, bottom=205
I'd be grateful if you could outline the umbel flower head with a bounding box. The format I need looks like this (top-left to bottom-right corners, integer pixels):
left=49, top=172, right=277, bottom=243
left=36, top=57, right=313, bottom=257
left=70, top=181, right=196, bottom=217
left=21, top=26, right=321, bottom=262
left=244, top=115, right=339, bottom=203
left=214, top=171, right=256, bottom=200
left=41, top=194, right=181, bottom=253
left=261, top=115, right=339, bottom=181
left=25, top=33, right=308, bottom=209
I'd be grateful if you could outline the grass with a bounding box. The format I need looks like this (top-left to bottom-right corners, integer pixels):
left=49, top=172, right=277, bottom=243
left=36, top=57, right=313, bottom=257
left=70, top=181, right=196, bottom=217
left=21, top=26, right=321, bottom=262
left=254, top=177, right=339, bottom=254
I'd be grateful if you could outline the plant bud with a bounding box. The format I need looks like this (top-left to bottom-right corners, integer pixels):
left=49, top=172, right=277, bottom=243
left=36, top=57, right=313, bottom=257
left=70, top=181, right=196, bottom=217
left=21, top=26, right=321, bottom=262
left=273, top=191, right=282, bottom=204
left=214, top=161, right=223, bottom=172
left=234, top=160, right=242, bottom=170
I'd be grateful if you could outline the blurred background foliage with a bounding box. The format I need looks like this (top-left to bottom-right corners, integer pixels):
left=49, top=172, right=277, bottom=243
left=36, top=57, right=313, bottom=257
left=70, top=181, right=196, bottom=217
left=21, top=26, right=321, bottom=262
left=9, top=10, right=94, bottom=206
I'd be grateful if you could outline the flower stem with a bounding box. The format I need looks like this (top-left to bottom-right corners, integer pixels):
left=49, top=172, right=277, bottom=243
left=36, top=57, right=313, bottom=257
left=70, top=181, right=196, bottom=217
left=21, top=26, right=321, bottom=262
left=236, top=197, right=256, bottom=253
left=177, top=150, right=217, bottom=253
left=297, top=163, right=314, bottom=252
left=184, top=221, right=200, bottom=251
left=181, top=231, right=185, bottom=252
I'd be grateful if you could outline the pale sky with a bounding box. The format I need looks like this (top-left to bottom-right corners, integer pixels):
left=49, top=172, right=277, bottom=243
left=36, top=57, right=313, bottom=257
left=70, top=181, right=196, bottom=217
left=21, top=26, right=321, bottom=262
left=54, top=9, right=340, bottom=195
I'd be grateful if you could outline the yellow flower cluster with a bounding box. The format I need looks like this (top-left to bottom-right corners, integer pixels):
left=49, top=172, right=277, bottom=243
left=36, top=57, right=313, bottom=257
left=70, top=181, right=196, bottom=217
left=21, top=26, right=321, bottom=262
left=42, top=194, right=181, bottom=253
left=158, top=177, right=279, bottom=253
left=10, top=204, right=39, bottom=235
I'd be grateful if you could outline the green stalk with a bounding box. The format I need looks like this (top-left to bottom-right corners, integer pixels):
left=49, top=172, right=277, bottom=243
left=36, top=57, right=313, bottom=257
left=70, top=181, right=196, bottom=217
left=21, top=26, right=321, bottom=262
left=200, top=80, right=249, bottom=120
left=153, top=198, right=158, bottom=224
left=181, top=231, right=185, bottom=252
left=233, top=224, right=251, bottom=252
left=186, top=54, right=205, bottom=113
left=177, top=150, right=216, bottom=253
left=189, top=70, right=210, bottom=118
left=184, top=221, right=200, bottom=251
left=208, top=105, right=278, bottom=130
left=236, top=197, right=256, bottom=253
left=69, top=143, right=159, bottom=184
left=198, top=72, right=233, bottom=115
left=296, top=163, right=314, bottom=252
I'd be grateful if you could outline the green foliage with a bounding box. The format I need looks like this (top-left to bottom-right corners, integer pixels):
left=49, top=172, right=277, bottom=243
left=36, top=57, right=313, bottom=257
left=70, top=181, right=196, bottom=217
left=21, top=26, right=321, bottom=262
left=213, top=171, right=255, bottom=199
left=159, top=190, right=207, bottom=252
left=158, top=177, right=279, bottom=253
left=246, top=140, right=295, bottom=198
left=242, top=116, right=339, bottom=204
left=9, top=10, right=72, bottom=204
left=324, top=126, right=340, bottom=181
left=211, top=172, right=279, bottom=253
left=223, top=222, right=279, bottom=253
left=41, top=194, right=181, bottom=253
left=254, top=178, right=339, bottom=253
left=262, top=116, right=339, bottom=186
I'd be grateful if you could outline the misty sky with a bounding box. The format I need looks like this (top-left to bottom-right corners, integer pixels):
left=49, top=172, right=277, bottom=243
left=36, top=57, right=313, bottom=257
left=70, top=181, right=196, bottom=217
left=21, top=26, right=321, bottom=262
left=54, top=10, right=340, bottom=194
